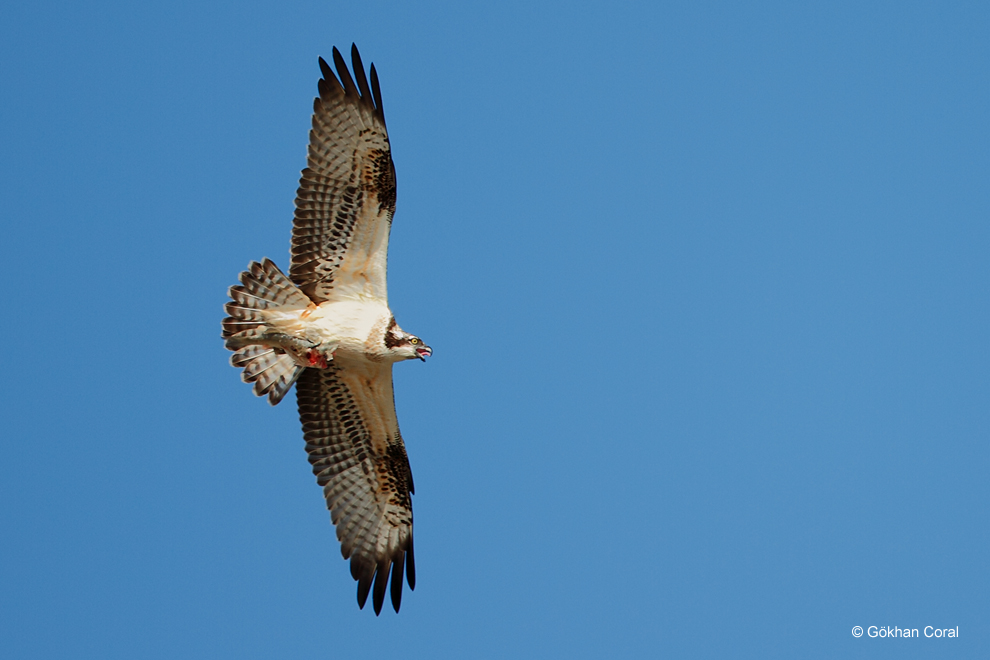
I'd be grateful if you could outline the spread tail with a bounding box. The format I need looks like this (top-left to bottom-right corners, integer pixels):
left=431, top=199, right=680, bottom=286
left=223, top=259, right=312, bottom=405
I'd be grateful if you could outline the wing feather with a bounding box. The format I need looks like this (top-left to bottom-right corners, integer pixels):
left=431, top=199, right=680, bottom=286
left=290, top=44, right=396, bottom=304
left=296, top=362, right=414, bottom=614
left=348, top=44, right=376, bottom=113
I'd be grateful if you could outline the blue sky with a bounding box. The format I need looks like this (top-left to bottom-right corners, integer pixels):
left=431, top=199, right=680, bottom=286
left=1, top=1, right=988, bottom=658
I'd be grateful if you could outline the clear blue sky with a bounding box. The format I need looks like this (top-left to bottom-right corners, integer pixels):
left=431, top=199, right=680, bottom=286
left=2, top=1, right=987, bottom=658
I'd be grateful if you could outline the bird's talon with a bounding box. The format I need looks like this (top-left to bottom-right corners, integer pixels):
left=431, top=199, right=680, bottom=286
left=307, top=350, right=328, bottom=368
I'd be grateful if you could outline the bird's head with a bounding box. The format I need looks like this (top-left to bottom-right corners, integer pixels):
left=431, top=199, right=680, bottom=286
left=384, top=320, right=432, bottom=362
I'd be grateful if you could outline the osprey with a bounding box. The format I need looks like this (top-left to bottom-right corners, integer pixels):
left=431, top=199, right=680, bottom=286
left=222, top=45, right=430, bottom=615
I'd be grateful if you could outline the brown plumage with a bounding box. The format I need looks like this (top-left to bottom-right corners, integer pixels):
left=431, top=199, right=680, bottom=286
left=222, top=45, right=430, bottom=615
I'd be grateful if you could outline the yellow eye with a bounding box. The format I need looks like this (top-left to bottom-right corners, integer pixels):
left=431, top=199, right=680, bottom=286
left=410, top=338, right=419, bottom=345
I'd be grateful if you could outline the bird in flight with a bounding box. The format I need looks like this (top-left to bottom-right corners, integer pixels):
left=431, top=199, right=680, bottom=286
left=222, top=44, right=429, bottom=615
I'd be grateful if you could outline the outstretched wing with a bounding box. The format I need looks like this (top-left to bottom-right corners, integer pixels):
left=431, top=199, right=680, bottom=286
left=290, top=44, right=397, bottom=304
left=296, top=361, right=415, bottom=614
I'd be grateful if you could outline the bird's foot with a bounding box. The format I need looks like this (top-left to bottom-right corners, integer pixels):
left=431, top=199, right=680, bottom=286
left=306, top=349, right=329, bottom=368
left=255, top=330, right=336, bottom=368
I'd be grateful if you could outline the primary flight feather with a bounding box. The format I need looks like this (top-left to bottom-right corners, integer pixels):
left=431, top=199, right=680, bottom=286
left=222, top=44, right=430, bottom=615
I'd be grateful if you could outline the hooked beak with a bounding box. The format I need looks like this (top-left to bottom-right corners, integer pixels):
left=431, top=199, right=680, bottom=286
left=415, top=344, right=432, bottom=361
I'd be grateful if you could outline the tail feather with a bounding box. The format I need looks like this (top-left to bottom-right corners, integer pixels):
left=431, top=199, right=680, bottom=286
left=231, top=345, right=303, bottom=405
left=221, top=305, right=267, bottom=333
left=224, top=326, right=271, bottom=351
left=233, top=259, right=311, bottom=310
left=222, top=258, right=312, bottom=339
left=223, top=258, right=312, bottom=405
left=231, top=344, right=269, bottom=368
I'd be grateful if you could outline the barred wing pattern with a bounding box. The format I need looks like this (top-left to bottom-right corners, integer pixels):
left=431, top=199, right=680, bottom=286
left=296, top=362, right=415, bottom=614
left=290, top=45, right=397, bottom=304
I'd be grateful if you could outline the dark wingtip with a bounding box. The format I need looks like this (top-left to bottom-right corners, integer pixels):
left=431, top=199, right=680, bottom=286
left=317, top=54, right=343, bottom=99
left=406, top=538, right=416, bottom=591
left=332, top=45, right=357, bottom=96
left=349, top=43, right=375, bottom=112
left=370, top=63, right=385, bottom=124
left=350, top=43, right=363, bottom=80
left=390, top=553, right=404, bottom=613
left=357, top=577, right=371, bottom=610
left=317, top=45, right=385, bottom=125
left=372, top=561, right=390, bottom=616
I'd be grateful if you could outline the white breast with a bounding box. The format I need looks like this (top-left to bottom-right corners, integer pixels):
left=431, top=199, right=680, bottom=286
left=305, top=299, right=391, bottom=357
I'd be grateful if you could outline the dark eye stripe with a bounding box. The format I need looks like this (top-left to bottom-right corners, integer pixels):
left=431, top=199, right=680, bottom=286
left=384, top=327, right=402, bottom=349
